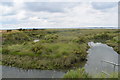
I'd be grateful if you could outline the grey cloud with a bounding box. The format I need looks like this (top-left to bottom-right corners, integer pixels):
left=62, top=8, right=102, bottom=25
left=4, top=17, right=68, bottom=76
left=91, top=2, right=117, bottom=10
left=0, top=2, right=13, bottom=6
left=2, top=12, right=16, bottom=16
left=24, top=2, right=80, bottom=13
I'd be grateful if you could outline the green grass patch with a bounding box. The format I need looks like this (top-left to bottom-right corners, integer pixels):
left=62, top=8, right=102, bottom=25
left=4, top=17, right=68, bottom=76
left=63, top=68, right=118, bottom=78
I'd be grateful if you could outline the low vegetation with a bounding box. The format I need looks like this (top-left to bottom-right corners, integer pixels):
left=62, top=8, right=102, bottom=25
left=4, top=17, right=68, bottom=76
left=63, top=68, right=118, bottom=78
left=92, top=31, right=119, bottom=54
left=1, top=29, right=119, bottom=70
left=64, top=68, right=91, bottom=78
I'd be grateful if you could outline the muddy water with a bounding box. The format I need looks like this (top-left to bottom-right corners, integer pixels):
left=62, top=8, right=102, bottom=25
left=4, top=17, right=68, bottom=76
left=2, top=65, right=65, bottom=78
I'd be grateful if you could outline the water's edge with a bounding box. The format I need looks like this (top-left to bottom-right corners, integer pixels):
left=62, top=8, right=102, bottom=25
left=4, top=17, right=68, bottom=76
left=1, top=42, right=119, bottom=78
left=85, top=42, right=119, bottom=75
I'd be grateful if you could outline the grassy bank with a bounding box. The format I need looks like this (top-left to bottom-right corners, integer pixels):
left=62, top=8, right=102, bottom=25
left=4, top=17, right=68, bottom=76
left=91, top=31, right=119, bottom=54
left=63, top=68, right=118, bottom=78
left=1, top=29, right=119, bottom=69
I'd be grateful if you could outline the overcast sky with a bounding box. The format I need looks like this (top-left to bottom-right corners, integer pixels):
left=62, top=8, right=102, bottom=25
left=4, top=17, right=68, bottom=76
left=0, top=1, right=118, bottom=29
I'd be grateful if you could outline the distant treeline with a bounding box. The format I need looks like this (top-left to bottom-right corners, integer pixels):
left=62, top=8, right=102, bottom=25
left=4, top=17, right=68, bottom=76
left=5, top=28, right=45, bottom=32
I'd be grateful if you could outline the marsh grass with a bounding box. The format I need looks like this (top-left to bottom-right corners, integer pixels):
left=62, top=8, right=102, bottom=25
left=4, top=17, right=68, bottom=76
left=63, top=68, right=119, bottom=78
left=64, top=68, right=91, bottom=78
left=2, top=41, right=88, bottom=69
left=2, top=29, right=119, bottom=69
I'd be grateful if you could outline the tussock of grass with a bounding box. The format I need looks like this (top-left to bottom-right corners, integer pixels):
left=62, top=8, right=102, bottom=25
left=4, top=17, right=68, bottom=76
left=63, top=68, right=119, bottom=78
left=64, top=68, right=91, bottom=78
